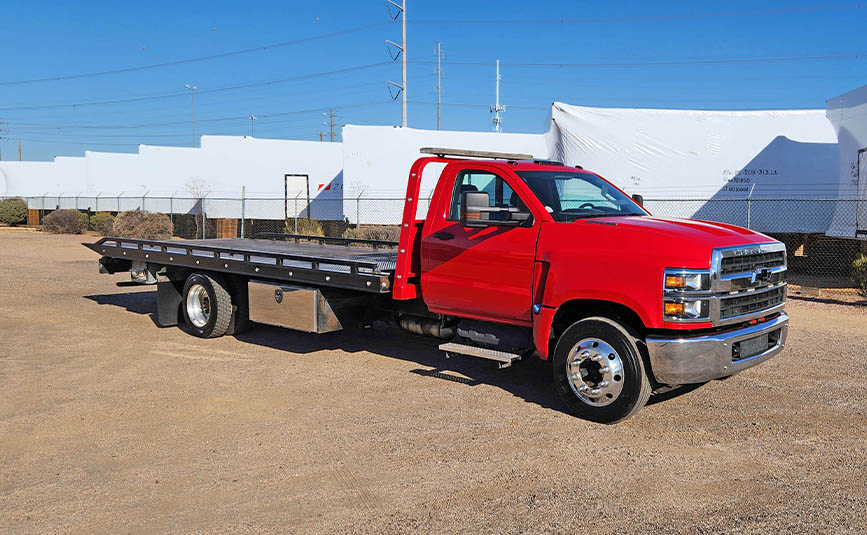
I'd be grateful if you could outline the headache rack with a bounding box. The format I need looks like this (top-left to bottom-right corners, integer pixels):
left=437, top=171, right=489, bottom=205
left=84, top=236, right=394, bottom=293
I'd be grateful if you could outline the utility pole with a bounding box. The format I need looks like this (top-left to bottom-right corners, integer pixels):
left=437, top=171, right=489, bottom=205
left=321, top=109, right=338, bottom=142
left=18, top=140, right=22, bottom=161
left=0, top=122, right=6, bottom=160
left=435, top=42, right=442, bottom=130
left=386, top=0, right=407, bottom=127
left=319, top=132, right=325, bottom=142
left=184, top=84, right=197, bottom=147
left=490, top=60, right=505, bottom=133
left=249, top=115, right=256, bottom=137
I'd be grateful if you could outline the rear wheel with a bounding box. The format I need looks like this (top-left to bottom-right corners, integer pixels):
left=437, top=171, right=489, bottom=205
left=182, top=273, right=233, bottom=338
left=552, top=317, right=651, bottom=424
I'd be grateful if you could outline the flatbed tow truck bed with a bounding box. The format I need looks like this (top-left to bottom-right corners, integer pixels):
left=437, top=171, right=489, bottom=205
left=84, top=234, right=397, bottom=293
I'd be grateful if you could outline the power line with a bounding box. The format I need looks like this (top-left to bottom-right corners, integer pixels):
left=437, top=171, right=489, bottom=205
left=430, top=53, right=867, bottom=69
left=0, top=62, right=393, bottom=111
left=411, top=3, right=867, bottom=25
left=4, top=100, right=394, bottom=131
left=0, top=22, right=391, bottom=86
left=3, top=52, right=862, bottom=113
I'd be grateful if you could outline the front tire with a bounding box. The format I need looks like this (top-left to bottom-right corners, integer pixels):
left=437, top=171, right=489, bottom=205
left=552, top=317, right=651, bottom=424
left=182, top=273, right=233, bottom=338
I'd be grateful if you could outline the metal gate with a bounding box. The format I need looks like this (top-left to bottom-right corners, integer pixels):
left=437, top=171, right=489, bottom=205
left=858, top=148, right=867, bottom=238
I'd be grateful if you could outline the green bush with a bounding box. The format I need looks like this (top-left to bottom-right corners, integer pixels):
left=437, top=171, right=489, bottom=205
left=343, top=225, right=401, bottom=242
left=43, top=209, right=88, bottom=234
left=0, top=197, right=28, bottom=225
left=284, top=218, right=324, bottom=237
left=112, top=210, right=173, bottom=240
left=853, top=254, right=867, bottom=298
left=89, top=213, right=115, bottom=235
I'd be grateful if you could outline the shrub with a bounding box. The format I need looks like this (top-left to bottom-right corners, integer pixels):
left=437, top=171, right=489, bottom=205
left=0, top=197, right=28, bottom=225
left=112, top=210, right=173, bottom=240
left=284, top=218, right=324, bottom=237
left=43, top=209, right=88, bottom=234
left=89, top=213, right=115, bottom=235
left=853, top=254, right=867, bottom=298
left=343, top=225, right=401, bottom=242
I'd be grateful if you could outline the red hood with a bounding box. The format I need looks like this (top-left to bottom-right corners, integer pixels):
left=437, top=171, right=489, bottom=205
left=593, top=216, right=771, bottom=245
left=540, top=216, right=776, bottom=269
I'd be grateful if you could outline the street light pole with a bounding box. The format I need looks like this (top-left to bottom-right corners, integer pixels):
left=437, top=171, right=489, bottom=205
left=184, top=84, right=198, bottom=147
left=249, top=115, right=256, bottom=137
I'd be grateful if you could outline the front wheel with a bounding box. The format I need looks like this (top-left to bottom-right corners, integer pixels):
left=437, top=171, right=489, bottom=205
left=552, top=317, right=651, bottom=424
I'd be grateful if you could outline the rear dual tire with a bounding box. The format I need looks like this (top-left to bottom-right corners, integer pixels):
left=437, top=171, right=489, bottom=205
left=182, top=273, right=234, bottom=338
left=552, top=317, right=651, bottom=424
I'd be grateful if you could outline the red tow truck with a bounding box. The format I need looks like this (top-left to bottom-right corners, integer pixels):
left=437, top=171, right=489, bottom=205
left=86, top=148, right=788, bottom=423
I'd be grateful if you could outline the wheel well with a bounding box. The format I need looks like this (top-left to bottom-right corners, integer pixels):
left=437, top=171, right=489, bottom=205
left=550, top=299, right=646, bottom=342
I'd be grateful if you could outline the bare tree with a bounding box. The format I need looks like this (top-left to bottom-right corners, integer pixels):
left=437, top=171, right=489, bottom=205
left=185, top=179, right=211, bottom=238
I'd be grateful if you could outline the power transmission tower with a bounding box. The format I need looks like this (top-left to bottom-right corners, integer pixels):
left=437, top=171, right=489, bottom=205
left=385, top=0, right=407, bottom=127
left=184, top=83, right=198, bottom=147
left=434, top=42, right=443, bottom=130
left=322, top=109, right=339, bottom=142
left=490, top=60, right=505, bottom=133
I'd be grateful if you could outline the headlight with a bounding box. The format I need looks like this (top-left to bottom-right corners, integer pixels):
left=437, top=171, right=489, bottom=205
left=664, top=270, right=710, bottom=291
left=663, top=298, right=709, bottom=319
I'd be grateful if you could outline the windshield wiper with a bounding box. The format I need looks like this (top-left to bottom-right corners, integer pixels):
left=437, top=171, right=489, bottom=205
left=568, top=213, right=643, bottom=220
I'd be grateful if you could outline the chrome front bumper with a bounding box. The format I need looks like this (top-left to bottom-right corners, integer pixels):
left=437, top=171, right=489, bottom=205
left=645, top=312, right=788, bottom=385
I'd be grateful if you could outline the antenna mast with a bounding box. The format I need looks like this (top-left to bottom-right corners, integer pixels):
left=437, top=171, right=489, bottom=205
left=490, top=60, right=505, bottom=132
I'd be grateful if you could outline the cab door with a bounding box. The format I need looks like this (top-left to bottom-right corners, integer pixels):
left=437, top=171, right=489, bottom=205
left=421, top=165, right=540, bottom=324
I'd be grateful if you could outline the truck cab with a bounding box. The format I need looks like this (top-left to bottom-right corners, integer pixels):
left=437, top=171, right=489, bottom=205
left=395, top=148, right=788, bottom=423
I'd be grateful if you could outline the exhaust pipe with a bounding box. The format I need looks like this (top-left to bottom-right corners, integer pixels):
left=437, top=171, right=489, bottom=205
left=398, top=315, right=455, bottom=339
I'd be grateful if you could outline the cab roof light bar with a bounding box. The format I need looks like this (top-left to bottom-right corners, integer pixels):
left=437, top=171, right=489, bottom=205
left=420, top=147, right=534, bottom=160
left=419, top=147, right=573, bottom=167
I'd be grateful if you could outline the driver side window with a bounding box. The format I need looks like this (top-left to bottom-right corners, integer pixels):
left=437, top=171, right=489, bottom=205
left=449, top=169, right=519, bottom=221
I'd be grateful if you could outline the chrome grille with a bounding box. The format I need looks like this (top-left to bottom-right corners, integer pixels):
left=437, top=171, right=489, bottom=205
left=720, top=251, right=785, bottom=276
left=720, top=286, right=785, bottom=320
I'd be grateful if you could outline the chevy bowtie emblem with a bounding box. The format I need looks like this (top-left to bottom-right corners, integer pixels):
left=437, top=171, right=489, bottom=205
left=751, top=267, right=771, bottom=284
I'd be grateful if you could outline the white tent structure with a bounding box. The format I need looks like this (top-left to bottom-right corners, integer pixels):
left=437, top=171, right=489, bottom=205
left=0, top=136, right=343, bottom=220
left=547, top=102, right=840, bottom=233
left=826, top=85, right=867, bottom=239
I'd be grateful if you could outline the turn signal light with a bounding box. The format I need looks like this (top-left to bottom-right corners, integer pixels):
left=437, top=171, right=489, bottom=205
left=664, top=302, right=684, bottom=316
left=665, top=275, right=686, bottom=288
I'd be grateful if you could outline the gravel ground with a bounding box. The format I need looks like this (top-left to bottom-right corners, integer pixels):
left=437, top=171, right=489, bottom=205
left=1, top=230, right=866, bottom=534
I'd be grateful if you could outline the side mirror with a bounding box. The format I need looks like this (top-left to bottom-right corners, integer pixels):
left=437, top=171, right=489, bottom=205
left=632, top=194, right=644, bottom=206
left=461, top=191, right=491, bottom=228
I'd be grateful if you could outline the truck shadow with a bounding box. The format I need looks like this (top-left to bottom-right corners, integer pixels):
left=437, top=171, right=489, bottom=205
left=85, top=289, right=704, bottom=418
left=236, top=321, right=565, bottom=413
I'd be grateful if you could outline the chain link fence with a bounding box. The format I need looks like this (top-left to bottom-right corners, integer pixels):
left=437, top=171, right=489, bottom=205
left=4, top=194, right=866, bottom=292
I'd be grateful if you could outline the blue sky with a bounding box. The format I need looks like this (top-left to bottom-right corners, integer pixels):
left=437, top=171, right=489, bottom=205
left=1, top=0, right=865, bottom=161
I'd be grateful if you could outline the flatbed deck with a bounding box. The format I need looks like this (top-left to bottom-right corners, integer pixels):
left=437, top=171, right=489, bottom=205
left=85, top=235, right=397, bottom=293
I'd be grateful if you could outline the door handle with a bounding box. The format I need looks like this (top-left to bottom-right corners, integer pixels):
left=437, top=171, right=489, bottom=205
left=433, top=231, right=454, bottom=241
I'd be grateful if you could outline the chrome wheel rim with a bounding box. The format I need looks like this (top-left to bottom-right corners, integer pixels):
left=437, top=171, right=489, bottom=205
left=566, top=337, right=625, bottom=407
left=186, top=284, right=211, bottom=328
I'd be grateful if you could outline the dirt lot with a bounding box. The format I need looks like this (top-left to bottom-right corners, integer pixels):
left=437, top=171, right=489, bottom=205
left=1, top=230, right=866, bottom=534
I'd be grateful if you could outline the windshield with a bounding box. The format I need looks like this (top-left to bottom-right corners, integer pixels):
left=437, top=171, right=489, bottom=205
left=516, top=170, right=647, bottom=222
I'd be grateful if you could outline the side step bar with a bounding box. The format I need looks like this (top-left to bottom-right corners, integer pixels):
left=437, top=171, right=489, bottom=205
left=439, top=342, right=522, bottom=369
